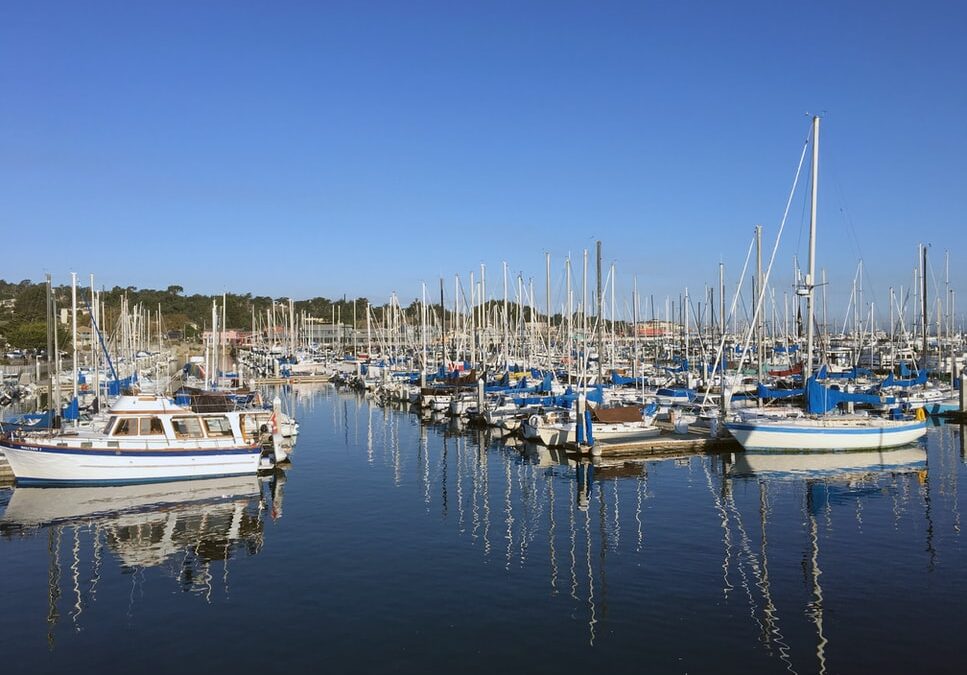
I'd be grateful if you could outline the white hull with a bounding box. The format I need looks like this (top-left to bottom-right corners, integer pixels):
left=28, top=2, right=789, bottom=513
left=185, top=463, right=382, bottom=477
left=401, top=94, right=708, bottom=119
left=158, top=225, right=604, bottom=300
left=536, top=424, right=573, bottom=447
left=1, top=441, right=262, bottom=485
left=522, top=417, right=572, bottom=446
left=725, top=417, right=926, bottom=451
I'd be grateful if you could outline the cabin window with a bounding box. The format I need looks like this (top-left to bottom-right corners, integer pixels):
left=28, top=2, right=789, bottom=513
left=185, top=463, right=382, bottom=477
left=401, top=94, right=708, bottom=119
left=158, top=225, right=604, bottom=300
left=113, top=418, right=138, bottom=436
left=171, top=417, right=204, bottom=439
left=203, top=416, right=234, bottom=438
left=103, top=416, right=118, bottom=434
left=139, top=417, right=165, bottom=435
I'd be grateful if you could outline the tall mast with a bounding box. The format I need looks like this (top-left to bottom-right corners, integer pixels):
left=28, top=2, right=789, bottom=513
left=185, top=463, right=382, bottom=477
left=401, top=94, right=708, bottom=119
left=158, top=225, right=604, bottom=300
left=610, top=262, right=616, bottom=375
left=566, top=256, right=572, bottom=386
left=633, top=276, right=639, bottom=379
left=718, top=262, right=725, bottom=340
left=755, top=225, right=763, bottom=385
left=90, top=274, right=99, bottom=406
left=502, top=263, right=508, bottom=373
left=71, top=272, right=78, bottom=423
left=440, top=278, right=446, bottom=369
left=596, top=240, right=604, bottom=386
left=805, top=115, right=820, bottom=379
left=421, top=282, right=427, bottom=387
left=546, top=252, right=552, bottom=372
left=922, top=244, right=928, bottom=369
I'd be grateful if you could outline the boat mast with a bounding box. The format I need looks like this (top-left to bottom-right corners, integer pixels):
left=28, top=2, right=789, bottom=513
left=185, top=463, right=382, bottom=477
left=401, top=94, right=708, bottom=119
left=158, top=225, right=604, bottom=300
left=922, top=243, right=928, bottom=371
left=71, top=272, right=78, bottom=425
left=755, top=224, right=763, bottom=386
left=804, top=115, right=820, bottom=380
left=596, top=240, right=604, bottom=386
left=546, top=252, right=552, bottom=373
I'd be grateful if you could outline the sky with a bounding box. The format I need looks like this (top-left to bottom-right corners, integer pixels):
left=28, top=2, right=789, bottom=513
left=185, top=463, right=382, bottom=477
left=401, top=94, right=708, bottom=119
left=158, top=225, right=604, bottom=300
left=1, top=0, right=965, bottom=324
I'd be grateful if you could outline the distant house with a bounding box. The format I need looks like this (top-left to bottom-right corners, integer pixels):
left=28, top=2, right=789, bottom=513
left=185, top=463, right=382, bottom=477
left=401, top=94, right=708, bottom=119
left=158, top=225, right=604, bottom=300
left=636, top=320, right=679, bottom=339
left=201, top=329, right=249, bottom=346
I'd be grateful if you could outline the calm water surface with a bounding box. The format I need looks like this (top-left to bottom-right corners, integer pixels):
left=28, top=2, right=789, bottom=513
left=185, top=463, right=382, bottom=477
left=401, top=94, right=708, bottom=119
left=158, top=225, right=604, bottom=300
left=1, top=386, right=965, bottom=674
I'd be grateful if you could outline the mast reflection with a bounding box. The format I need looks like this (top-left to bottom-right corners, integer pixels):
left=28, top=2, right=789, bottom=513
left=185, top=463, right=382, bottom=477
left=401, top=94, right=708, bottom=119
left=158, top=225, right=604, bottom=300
left=1, top=471, right=286, bottom=647
left=725, top=446, right=927, bottom=674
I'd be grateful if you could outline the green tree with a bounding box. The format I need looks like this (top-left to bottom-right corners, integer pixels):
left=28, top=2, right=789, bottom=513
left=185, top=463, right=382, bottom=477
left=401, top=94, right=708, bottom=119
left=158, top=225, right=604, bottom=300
left=5, top=322, right=70, bottom=351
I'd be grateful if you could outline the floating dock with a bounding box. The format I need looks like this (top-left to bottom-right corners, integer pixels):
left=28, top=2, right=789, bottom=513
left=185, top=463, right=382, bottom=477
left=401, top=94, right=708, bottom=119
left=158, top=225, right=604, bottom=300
left=0, top=454, right=13, bottom=484
left=566, top=423, right=741, bottom=459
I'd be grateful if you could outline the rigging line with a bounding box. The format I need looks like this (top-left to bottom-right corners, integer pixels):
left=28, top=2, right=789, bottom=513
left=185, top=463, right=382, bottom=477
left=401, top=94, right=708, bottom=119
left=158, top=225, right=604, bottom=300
left=733, top=123, right=813, bottom=380
left=829, top=159, right=864, bottom=259
left=700, top=234, right=756, bottom=405
left=839, top=262, right=861, bottom=335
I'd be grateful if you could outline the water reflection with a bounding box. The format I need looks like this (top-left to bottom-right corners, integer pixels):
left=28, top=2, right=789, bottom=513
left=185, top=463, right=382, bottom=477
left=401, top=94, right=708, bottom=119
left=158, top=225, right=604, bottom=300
left=1, top=471, right=287, bottom=647
left=336, top=387, right=957, bottom=670
left=724, top=446, right=927, bottom=675
left=3, top=385, right=963, bottom=672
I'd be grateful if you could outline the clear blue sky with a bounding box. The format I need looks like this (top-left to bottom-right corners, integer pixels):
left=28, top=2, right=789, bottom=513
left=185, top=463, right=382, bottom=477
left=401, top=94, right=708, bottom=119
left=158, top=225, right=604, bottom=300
left=2, top=1, right=965, bottom=323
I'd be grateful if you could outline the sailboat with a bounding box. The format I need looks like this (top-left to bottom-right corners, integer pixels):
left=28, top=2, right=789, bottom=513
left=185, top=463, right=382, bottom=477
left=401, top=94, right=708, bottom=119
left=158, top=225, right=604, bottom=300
left=724, top=116, right=927, bottom=452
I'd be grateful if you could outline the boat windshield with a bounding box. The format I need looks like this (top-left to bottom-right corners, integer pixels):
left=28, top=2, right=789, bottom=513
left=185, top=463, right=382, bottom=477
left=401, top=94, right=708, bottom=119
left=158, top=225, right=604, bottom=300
left=112, top=418, right=138, bottom=436
left=140, top=417, right=165, bottom=435
left=203, top=416, right=234, bottom=438
left=171, top=416, right=204, bottom=439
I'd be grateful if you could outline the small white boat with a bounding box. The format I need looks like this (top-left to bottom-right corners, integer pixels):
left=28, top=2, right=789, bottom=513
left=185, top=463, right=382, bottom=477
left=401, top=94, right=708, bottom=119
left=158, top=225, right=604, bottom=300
left=0, top=394, right=264, bottom=485
left=726, top=412, right=926, bottom=451
left=522, top=409, right=573, bottom=447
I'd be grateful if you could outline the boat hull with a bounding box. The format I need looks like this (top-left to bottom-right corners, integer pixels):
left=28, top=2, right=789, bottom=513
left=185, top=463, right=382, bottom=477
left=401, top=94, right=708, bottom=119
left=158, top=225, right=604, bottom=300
left=0, top=440, right=262, bottom=485
left=724, top=419, right=927, bottom=451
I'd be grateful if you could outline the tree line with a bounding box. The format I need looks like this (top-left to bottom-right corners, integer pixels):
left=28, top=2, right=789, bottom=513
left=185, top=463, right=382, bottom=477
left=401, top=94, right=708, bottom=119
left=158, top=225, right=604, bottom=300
left=0, top=279, right=377, bottom=350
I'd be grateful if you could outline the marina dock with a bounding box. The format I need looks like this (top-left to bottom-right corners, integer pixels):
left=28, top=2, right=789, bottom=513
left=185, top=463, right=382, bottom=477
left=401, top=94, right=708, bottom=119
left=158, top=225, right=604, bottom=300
left=580, top=428, right=741, bottom=459
left=0, top=454, right=12, bottom=484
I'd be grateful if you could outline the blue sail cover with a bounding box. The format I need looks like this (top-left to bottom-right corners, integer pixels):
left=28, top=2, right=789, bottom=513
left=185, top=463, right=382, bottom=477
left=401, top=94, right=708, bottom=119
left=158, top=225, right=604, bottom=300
left=107, top=374, right=138, bottom=396
left=509, top=384, right=604, bottom=409
left=756, top=383, right=803, bottom=399
left=0, top=409, right=56, bottom=432
left=61, top=397, right=80, bottom=421
left=880, top=370, right=928, bottom=388
left=610, top=370, right=646, bottom=386
left=805, top=376, right=894, bottom=414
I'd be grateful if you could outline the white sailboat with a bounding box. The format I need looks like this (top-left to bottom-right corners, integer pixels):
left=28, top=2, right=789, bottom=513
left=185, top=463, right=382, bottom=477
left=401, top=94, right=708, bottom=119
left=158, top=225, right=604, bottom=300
left=724, top=116, right=927, bottom=452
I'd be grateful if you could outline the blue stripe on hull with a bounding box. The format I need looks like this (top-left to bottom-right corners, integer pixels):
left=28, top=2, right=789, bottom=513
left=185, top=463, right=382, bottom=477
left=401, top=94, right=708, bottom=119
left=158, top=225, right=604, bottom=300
left=1, top=441, right=261, bottom=457
left=14, top=471, right=257, bottom=487
left=725, top=422, right=926, bottom=435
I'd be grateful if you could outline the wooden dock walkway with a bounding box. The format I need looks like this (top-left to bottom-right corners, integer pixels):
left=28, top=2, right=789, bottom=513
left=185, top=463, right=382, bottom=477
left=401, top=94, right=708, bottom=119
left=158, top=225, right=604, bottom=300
left=0, top=453, right=13, bottom=485
left=565, top=422, right=741, bottom=460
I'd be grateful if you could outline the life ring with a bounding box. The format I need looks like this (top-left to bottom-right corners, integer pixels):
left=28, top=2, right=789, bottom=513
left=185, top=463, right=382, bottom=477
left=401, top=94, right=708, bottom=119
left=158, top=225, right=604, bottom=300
left=915, top=407, right=926, bottom=422
left=528, top=414, right=540, bottom=428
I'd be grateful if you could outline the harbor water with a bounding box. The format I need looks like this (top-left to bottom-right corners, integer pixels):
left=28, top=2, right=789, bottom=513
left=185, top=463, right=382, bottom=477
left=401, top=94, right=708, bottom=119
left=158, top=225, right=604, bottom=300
left=1, top=385, right=965, bottom=674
